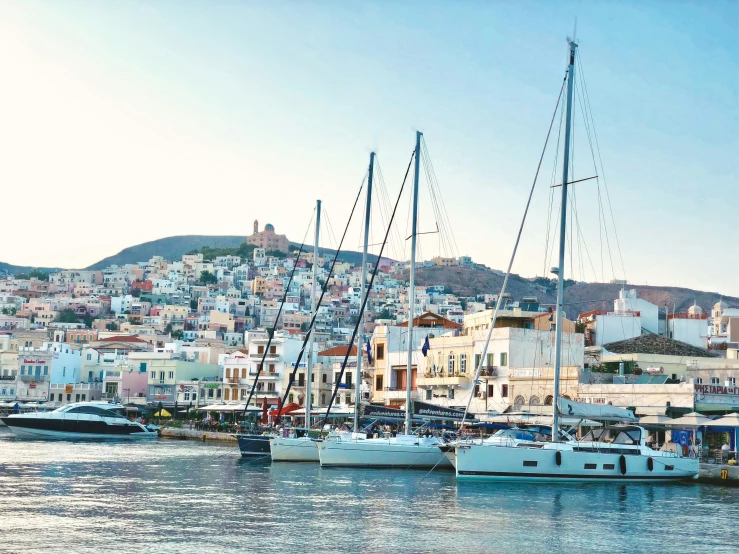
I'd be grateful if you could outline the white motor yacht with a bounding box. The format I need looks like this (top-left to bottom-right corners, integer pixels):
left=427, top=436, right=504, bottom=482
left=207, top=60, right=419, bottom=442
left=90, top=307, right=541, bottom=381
left=0, top=402, right=159, bottom=439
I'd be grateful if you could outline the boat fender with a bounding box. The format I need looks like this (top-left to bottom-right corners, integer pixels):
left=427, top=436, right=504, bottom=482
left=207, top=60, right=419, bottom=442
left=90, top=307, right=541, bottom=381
left=647, top=457, right=654, bottom=472
left=555, top=451, right=562, bottom=466
left=619, top=454, right=627, bottom=475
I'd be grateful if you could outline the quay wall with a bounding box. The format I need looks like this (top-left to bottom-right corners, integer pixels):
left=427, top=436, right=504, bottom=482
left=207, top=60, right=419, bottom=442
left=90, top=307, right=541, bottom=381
left=160, top=428, right=237, bottom=442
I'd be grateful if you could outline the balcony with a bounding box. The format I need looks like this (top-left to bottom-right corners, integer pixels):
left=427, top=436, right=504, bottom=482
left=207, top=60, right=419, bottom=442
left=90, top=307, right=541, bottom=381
left=417, top=373, right=470, bottom=386
left=250, top=352, right=278, bottom=361
left=20, top=374, right=49, bottom=382
left=382, top=387, right=420, bottom=401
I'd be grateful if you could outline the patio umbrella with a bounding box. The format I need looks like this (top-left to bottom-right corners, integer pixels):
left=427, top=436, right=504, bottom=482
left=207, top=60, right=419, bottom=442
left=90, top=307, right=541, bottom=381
left=666, top=412, right=714, bottom=456
left=269, top=402, right=301, bottom=418
left=154, top=409, right=172, bottom=417
left=261, top=397, right=268, bottom=425
left=639, top=414, right=674, bottom=426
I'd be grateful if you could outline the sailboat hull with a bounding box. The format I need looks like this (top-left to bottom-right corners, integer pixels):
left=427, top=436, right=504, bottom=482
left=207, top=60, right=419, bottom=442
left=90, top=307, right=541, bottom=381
left=270, top=436, right=320, bottom=462
left=318, top=436, right=453, bottom=469
left=450, top=443, right=698, bottom=482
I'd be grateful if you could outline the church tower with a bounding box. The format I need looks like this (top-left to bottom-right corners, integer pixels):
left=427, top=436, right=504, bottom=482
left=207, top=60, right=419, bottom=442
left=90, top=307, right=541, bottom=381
left=253, top=219, right=259, bottom=234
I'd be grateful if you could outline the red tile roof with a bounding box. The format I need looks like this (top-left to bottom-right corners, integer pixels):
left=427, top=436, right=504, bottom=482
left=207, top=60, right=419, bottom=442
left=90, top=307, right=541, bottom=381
left=397, top=311, right=460, bottom=329
left=318, top=344, right=357, bottom=357
left=99, top=335, right=148, bottom=343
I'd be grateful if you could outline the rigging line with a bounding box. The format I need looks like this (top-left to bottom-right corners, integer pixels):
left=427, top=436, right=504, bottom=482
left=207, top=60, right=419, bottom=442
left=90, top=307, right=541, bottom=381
left=421, top=137, right=460, bottom=259
left=375, top=161, right=401, bottom=261
left=461, top=68, right=569, bottom=427
left=243, top=211, right=315, bottom=409
left=422, top=145, right=452, bottom=259
left=277, top=177, right=367, bottom=418
left=543, top=97, right=566, bottom=277
left=577, top=54, right=627, bottom=281
left=322, top=149, right=416, bottom=427
left=420, top=145, right=448, bottom=257
left=574, top=71, right=606, bottom=282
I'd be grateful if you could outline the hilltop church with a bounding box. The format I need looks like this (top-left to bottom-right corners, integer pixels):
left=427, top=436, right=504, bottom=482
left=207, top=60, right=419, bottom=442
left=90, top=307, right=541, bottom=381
left=247, top=220, right=289, bottom=254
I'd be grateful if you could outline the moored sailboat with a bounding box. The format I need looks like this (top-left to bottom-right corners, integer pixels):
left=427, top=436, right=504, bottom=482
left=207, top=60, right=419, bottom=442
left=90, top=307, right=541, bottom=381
left=444, top=40, right=698, bottom=482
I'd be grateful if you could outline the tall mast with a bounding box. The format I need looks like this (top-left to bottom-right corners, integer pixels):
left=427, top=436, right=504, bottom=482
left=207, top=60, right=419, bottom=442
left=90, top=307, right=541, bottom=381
left=354, top=152, right=374, bottom=433
left=405, top=131, right=422, bottom=434
left=552, top=41, right=577, bottom=441
left=306, top=199, right=321, bottom=428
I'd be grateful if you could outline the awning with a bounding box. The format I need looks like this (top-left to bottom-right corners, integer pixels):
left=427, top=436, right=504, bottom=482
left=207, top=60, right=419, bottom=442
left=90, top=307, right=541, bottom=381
left=197, top=403, right=262, bottom=412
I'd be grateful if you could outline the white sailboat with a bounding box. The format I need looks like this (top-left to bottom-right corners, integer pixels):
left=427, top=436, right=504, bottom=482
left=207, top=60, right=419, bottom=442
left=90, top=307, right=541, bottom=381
left=317, top=132, right=452, bottom=470
left=271, top=199, right=323, bottom=462
left=444, top=40, right=698, bottom=482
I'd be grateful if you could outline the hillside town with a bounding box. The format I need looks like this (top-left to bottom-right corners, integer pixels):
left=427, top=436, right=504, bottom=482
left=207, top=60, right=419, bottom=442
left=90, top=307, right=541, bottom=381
left=1, top=221, right=738, bottom=424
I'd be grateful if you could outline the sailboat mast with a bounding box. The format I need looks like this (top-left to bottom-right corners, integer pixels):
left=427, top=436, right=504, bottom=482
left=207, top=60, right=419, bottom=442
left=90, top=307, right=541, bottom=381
left=306, top=199, right=321, bottom=428
left=552, top=41, right=577, bottom=441
left=405, top=131, right=422, bottom=434
left=354, top=152, right=374, bottom=433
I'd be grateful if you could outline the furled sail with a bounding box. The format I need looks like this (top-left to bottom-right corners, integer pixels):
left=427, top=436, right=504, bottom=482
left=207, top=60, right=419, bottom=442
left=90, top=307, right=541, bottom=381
left=557, top=398, right=636, bottom=422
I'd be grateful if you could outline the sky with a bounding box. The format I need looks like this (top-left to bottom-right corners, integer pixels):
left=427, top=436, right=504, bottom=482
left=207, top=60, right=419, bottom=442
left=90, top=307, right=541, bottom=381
left=0, top=1, right=736, bottom=295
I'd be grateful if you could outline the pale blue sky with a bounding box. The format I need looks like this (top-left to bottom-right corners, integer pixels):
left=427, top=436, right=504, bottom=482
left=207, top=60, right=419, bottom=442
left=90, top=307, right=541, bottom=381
left=0, top=1, right=736, bottom=295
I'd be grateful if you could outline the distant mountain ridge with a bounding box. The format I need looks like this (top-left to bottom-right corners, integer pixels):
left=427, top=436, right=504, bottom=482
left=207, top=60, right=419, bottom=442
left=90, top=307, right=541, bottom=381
left=84, top=234, right=381, bottom=270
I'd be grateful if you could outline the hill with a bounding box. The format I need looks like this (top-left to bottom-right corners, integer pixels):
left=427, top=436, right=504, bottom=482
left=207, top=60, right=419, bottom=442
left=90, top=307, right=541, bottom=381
left=395, top=266, right=739, bottom=316
left=0, top=262, right=63, bottom=278
left=85, top=235, right=382, bottom=270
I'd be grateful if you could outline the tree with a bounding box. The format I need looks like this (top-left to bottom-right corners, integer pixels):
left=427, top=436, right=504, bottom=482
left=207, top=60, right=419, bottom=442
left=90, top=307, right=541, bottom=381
left=171, top=329, right=184, bottom=340
left=300, top=321, right=310, bottom=332
left=130, top=287, right=141, bottom=298
left=190, top=299, right=198, bottom=311
left=164, top=323, right=173, bottom=335
left=57, top=308, right=80, bottom=324
left=82, top=312, right=95, bottom=328
left=106, top=321, right=119, bottom=331
left=377, top=308, right=392, bottom=320
left=29, top=269, right=49, bottom=281
left=199, top=270, right=217, bottom=284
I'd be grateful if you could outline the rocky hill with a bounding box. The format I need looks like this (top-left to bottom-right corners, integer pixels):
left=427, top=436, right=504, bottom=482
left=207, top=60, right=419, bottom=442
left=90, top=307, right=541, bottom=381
left=395, top=266, right=739, bottom=316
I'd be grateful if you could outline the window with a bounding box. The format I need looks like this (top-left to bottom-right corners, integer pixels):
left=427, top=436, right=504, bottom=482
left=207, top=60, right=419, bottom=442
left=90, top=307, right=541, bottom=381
left=487, top=353, right=494, bottom=367
left=298, top=373, right=305, bottom=387
left=729, top=377, right=736, bottom=386
left=168, top=371, right=174, bottom=379
left=159, top=371, right=165, bottom=383
left=346, top=373, right=352, bottom=387
left=488, top=384, right=494, bottom=397
left=710, top=377, right=720, bottom=385
left=321, top=393, right=326, bottom=404
left=75, top=394, right=80, bottom=402
left=500, top=353, right=508, bottom=367
left=67, top=394, right=71, bottom=401
left=216, top=389, right=221, bottom=398
left=81, top=394, right=86, bottom=401
left=460, top=354, right=467, bottom=374
left=184, top=391, right=190, bottom=401
left=43, top=367, right=48, bottom=376
left=695, top=378, right=703, bottom=385
left=322, top=374, right=327, bottom=383
left=87, top=353, right=92, bottom=361
left=448, top=355, right=455, bottom=375
left=449, top=388, right=455, bottom=400
left=425, top=389, right=432, bottom=400
left=501, top=384, right=508, bottom=398
left=376, top=344, right=385, bottom=361
left=267, top=382, right=275, bottom=392
left=376, top=376, right=383, bottom=390
left=192, top=393, right=197, bottom=400
left=151, top=371, right=156, bottom=379
left=20, top=366, right=25, bottom=375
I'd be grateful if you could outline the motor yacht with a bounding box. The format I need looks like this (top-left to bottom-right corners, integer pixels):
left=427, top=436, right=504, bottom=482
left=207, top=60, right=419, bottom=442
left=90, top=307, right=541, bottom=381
left=0, top=402, right=159, bottom=439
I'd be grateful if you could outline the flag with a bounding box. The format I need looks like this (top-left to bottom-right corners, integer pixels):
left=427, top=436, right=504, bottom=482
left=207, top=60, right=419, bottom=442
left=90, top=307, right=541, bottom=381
left=365, top=340, right=373, bottom=364
left=421, top=335, right=430, bottom=357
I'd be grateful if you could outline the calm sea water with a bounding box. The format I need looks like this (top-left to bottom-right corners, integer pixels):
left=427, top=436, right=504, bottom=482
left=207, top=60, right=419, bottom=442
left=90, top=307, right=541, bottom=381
left=0, top=428, right=736, bottom=554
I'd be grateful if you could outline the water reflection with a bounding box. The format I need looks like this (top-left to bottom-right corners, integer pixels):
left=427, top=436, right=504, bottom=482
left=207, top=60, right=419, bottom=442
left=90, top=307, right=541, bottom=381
left=0, top=430, right=735, bottom=553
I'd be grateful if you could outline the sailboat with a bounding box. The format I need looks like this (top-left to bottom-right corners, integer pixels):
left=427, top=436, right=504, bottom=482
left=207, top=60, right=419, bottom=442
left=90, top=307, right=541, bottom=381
left=270, top=199, right=324, bottom=462
left=317, top=132, right=452, bottom=470
left=443, top=40, right=698, bottom=481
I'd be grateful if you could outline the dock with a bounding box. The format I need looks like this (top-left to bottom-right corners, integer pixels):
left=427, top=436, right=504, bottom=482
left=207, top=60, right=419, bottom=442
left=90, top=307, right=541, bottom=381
left=160, top=428, right=237, bottom=443
left=698, top=463, right=739, bottom=486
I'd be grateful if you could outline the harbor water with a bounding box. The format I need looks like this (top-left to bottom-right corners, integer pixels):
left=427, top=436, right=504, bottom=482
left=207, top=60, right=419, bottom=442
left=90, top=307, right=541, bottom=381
left=0, top=428, right=736, bottom=553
